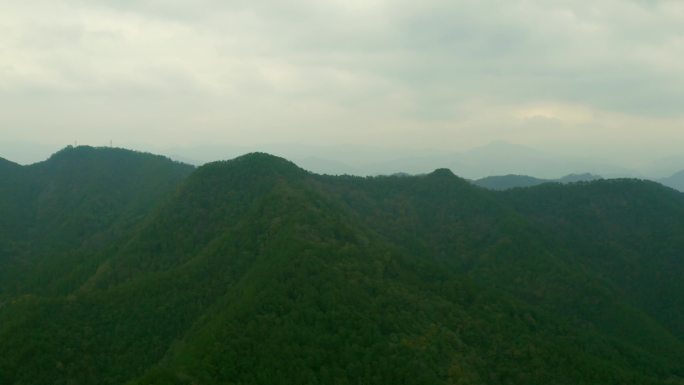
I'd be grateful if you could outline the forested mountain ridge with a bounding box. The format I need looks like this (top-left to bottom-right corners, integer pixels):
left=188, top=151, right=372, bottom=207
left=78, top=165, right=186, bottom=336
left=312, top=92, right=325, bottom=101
left=1, top=148, right=683, bottom=385
left=501, top=180, right=684, bottom=339
left=0, top=146, right=194, bottom=295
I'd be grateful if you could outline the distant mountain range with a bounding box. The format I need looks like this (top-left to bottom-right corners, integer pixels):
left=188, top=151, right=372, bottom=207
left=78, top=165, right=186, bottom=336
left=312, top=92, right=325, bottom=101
left=473, top=171, right=684, bottom=193
left=287, top=141, right=639, bottom=179
left=473, top=173, right=603, bottom=190
left=1, top=146, right=684, bottom=384
left=4, top=140, right=682, bottom=181
left=659, top=170, right=684, bottom=192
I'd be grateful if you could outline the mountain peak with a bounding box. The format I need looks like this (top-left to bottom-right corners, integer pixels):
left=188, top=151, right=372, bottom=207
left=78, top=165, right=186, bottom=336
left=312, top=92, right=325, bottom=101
left=557, top=173, right=602, bottom=184
left=233, top=152, right=297, bottom=165
left=48, top=145, right=159, bottom=161
left=428, top=168, right=456, bottom=178
left=201, top=152, right=308, bottom=178
left=47, top=145, right=109, bottom=160
left=39, top=146, right=192, bottom=171
left=659, top=169, right=684, bottom=192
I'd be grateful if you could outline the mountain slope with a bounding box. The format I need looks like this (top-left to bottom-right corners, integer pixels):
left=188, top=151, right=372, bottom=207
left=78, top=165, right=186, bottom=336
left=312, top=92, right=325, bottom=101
left=317, top=170, right=684, bottom=371
left=501, top=180, right=684, bottom=340
left=0, top=152, right=683, bottom=384
left=0, top=146, right=195, bottom=295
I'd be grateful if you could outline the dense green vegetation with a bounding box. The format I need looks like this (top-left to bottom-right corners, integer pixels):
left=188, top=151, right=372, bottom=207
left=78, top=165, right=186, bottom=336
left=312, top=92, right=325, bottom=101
left=1, top=147, right=683, bottom=384
left=0, top=146, right=194, bottom=295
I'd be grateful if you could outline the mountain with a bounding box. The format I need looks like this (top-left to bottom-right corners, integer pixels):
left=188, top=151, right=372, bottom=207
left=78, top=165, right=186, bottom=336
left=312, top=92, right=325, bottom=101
left=0, top=149, right=683, bottom=385
left=659, top=170, right=684, bottom=192
left=473, top=174, right=548, bottom=190
left=431, top=141, right=629, bottom=179
left=557, top=172, right=603, bottom=183
left=159, top=141, right=637, bottom=178
left=0, top=145, right=195, bottom=295
left=473, top=172, right=602, bottom=190
left=501, top=180, right=684, bottom=340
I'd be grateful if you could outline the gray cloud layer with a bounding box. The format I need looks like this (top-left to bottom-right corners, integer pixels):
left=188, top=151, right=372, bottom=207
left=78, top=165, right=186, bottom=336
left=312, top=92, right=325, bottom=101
left=1, top=0, right=683, bottom=164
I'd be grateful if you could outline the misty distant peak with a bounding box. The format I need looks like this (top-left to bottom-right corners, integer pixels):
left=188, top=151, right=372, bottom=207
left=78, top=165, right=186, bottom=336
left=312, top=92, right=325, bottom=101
left=557, top=173, right=602, bottom=184
left=658, top=169, right=684, bottom=192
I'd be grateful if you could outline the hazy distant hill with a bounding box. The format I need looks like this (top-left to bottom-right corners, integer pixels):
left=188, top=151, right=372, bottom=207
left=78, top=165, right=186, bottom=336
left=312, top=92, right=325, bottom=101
left=473, top=174, right=547, bottom=190
left=155, top=141, right=637, bottom=179
left=659, top=170, right=684, bottom=192
left=473, top=172, right=602, bottom=190
left=360, top=141, right=607, bottom=178
left=557, top=172, right=603, bottom=183
left=0, top=148, right=683, bottom=385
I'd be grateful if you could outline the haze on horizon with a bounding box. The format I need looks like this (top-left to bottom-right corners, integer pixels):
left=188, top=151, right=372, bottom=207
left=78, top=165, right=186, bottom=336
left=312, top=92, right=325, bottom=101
left=1, top=0, right=684, bottom=175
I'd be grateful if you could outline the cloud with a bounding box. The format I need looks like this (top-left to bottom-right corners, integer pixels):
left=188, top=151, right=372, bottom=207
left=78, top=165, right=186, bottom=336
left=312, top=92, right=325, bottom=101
left=0, top=0, right=683, bottom=161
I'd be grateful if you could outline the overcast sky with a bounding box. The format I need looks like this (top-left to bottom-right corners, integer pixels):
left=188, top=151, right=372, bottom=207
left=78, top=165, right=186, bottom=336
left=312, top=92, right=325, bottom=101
left=1, top=0, right=683, bottom=169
